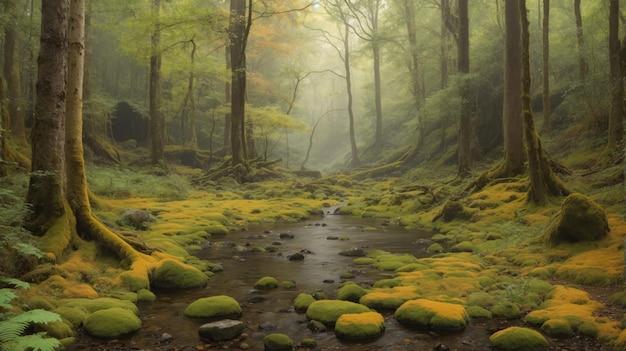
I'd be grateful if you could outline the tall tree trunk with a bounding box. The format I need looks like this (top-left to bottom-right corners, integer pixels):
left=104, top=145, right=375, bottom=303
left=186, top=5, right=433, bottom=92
left=502, top=0, right=525, bottom=176
left=3, top=0, right=26, bottom=144
left=344, top=17, right=360, bottom=168
left=229, top=0, right=251, bottom=174
left=373, top=39, right=383, bottom=152
left=439, top=0, right=450, bottom=153
left=149, top=0, right=164, bottom=165
left=607, top=0, right=624, bottom=157
left=541, top=0, right=551, bottom=134
left=520, top=0, right=569, bottom=204
left=224, top=45, right=232, bottom=149
left=457, top=0, right=472, bottom=177
left=25, top=0, right=68, bottom=235
left=181, top=39, right=197, bottom=148
left=0, top=75, right=9, bottom=177
left=574, top=0, right=587, bottom=82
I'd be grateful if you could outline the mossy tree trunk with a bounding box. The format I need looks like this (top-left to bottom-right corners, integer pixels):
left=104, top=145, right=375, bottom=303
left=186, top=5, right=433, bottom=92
left=607, top=0, right=624, bottom=156
left=520, top=0, right=569, bottom=204
left=541, top=0, right=551, bottom=134
left=574, top=0, right=587, bottom=82
left=457, top=0, right=472, bottom=178
left=149, top=0, right=165, bottom=165
left=3, top=0, right=27, bottom=146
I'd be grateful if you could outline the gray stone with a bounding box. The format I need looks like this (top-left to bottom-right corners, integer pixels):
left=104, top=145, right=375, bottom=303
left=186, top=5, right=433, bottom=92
left=198, top=319, right=244, bottom=341
left=339, top=248, right=365, bottom=257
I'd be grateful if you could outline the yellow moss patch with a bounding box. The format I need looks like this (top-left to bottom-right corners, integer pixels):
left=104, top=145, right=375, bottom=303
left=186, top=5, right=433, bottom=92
left=395, top=298, right=468, bottom=330
left=37, top=275, right=99, bottom=299
left=359, top=286, right=421, bottom=310
left=555, top=244, right=623, bottom=286
left=334, top=312, right=385, bottom=340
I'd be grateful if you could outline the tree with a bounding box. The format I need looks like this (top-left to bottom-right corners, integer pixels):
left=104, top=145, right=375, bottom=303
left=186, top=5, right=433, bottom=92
left=3, top=0, right=26, bottom=145
left=344, top=0, right=385, bottom=153
left=519, top=0, right=568, bottom=204
left=229, top=0, right=252, bottom=176
left=606, top=0, right=623, bottom=156
left=456, top=0, right=471, bottom=177
left=149, top=0, right=165, bottom=165
left=573, top=0, right=587, bottom=82
left=541, top=0, right=551, bottom=134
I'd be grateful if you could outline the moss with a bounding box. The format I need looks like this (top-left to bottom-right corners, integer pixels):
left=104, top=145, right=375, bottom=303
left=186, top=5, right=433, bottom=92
left=137, top=288, right=157, bottom=302
left=337, top=283, right=367, bottom=302
left=83, top=307, right=141, bottom=339
left=53, top=306, right=90, bottom=327
left=450, top=241, right=473, bottom=253
left=184, top=295, right=242, bottom=320
left=263, top=333, right=293, bottom=351
left=59, top=297, right=138, bottom=314
left=466, top=305, right=492, bottom=319
left=254, top=276, right=279, bottom=290
left=37, top=320, right=74, bottom=339
left=334, top=312, right=385, bottom=340
left=489, top=327, right=548, bottom=351
left=544, top=193, right=609, bottom=245
left=541, top=318, right=572, bottom=338
left=578, top=321, right=599, bottom=338
left=280, top=280, right=296, bottom=289
left=305, top=300, right=370, bottom=326
left=353, top=257, right=376, bottom=265
left=300, top=338, right=317, bottom=348
left=359, top=286, right=421, bottom=310
left=427, top=243, right=444, bottom=253
left=152, top=259, right=207, bottom=289
left=491, top=302, right=521, bottom=319
left=466, top=292, right=496, bottom=308
left=294, top=293, right=316, bottom=312
left=372, top=279, right=402, bottom=288
left=395, top=299, right=468, bottom=331
left=395, top=263, right=429, bottom=272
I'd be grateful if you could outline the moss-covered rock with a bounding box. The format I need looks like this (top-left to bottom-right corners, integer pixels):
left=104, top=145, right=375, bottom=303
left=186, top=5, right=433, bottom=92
left=198, top=319, right=244, bottom=341
left=53, top=306, right=89, bottom=327
left=263, top=333, right=293, bottom=351
left=353, top=257, right=376, bottom=265
left=334, top=311, right=385, bottom=340
left=544, top=193, right=609, bottom=245
left=38, top=320, right=74, bottom=339
left=83, top=307, right=141, bottom=338
left=293, top=293, right=316, bottom=312
left=359, top=286, right=420, bottom=310
left=184, top=295, right=242, bottom=320
left=541, top=318, right=572, bottom=338
left=466, top=305, right=492, bottom=319
left=306, top=300, right=370, bottom=326
left=137, top=288, right=157, bottom=302
left=254, top=276, right=279, bottom=290
left=58, top=297, right=138, bottom=314
left=491, top=301, right=521, bottom=319
left=395, top=299, right=468, bottom=331
left=450, top=241, right=473, bottom=253
left=152, top=259, right=208, bottom=289
left=300, top=338, right=317, bottom=348
left=337, top=283, right=367, bottom=302
left=488, top=326, right=549, bottom=351
left=427, top=243, right=444, bottom=253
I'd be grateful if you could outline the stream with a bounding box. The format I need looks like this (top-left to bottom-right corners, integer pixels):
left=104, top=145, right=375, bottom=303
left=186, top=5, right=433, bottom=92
left=71, top=211, right=598, bottom=351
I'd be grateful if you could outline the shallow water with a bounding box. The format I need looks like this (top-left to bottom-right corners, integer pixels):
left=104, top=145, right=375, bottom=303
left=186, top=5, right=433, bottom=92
left=73, top=211, right=605, bottom=351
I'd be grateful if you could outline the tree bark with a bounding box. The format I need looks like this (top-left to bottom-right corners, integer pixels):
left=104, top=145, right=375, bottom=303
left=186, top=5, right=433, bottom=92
left=574, top=0, right=587, bottom=82
left=520, top=0, right=569, bottom=204
left=3, top=0, right=27, bottom=144
left=457, top=0, right=472, bottom=177
left=607, top=0, right=624, bottom=154
left=149, top=0, right=164, bottom=165
left=343, top=13, right=360, bottom=167
left=502, top=0, right=525, bottom=176
left=541, top=0, right=551, bottom=134
left=25, top=0, right=68, bottom=235
left=224, top=44, right=232, bottom=149
left=0, top=75, right=9, bottom=177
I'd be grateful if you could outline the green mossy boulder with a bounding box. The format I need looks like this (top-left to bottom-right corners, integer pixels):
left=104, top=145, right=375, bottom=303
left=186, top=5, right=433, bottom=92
left=38, top=320, right=74, bottom=339
left=83, top=307, right=141, bottom=339
left=152, top=259, right=208, bottom=289
left=306, top=300, right=370, bottom=326
left=395, top=299, right=468, bottom=331
left=544, top=193, right=609, bottom=245
left=353, top=257, right=376, bottom=265
left=491, top=302, right=521, bottom=319
left=334, top=312, right=385, bottom=340
left=254, top=276, right=280, bottom=290
left=450, top=241, right=474, bottom=253
left=337, top=283, right=367, bottom=302
left=427, top=243, right=444, bottom=253
left=59, top=297, right=138, bottom=314
left=541, top=318, right=572, bottom=338
left=466, top=305, right=492, bottom=319
left=293, top=293, right=316, bottom=312
left=53, top=306, right=89, bottom=327
left=184, top=295, right=242, bottom=320
left=137, top=288, right=157, bottom=302
left=263, top=333, right=293, bottom=351
left=300, top=338, right=317, bottom=348
left=489, top=326, right=549, bottom=351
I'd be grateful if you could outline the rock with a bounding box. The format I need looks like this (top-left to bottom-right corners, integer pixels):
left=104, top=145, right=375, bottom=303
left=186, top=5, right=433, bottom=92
left=339, top=248, right=365, bottom=257
left=184, top=295, right=242, bottom=320
left=334, top=311, right=385, bottom=340
left=488, top=326, right=549, bottom=350
left=258, top=321, right=277, bottom=331
left=254, top=276, right=279, bottom=290
left=541, top=318, right=573, bottom=338
left=160, top=332, right=173, bottom=343
left=117, top=209, right=156, bottom=230
left=327, top=236, right=339, bottom=240
left=263, top=333, right=293, bottom=351
left=491, top=302, right=521, bottom=319
left=198, top=319, right=244, bottom=341
left=307, top=320, right=327, bottom=332
left=288, top=252, right=305, bottom=261
left=137, top=288, right=157, bottom=302
left=293, top=293, right=316, bottom=312
left=544, top=193, right=610, bottom=245
left=83, top=307, right=141, bottom=339
left=395, top=299, right=469, bottom=331
left=306, top=300, right=371, bottom=326
left=152, top=259, right=208, bottom=289
left=279, top=233, right=294, bottom=239
left=337, top=283, right=367, bottom=302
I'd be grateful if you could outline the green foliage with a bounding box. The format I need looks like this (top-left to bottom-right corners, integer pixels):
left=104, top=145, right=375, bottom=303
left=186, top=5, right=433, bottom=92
left=0, top=278, right=62, bottom=351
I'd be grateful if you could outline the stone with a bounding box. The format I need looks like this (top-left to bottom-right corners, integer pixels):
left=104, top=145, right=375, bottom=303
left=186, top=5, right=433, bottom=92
left=263, top=333, right=293, bottom=351
left=544, top=193, right=609, bottom=245
left=83, top=307, right=141, bottom=339
left=395, top=299, right=469, bottom=331
left=338, top=248, right=365, bottom=257
left=279, top=233, right=295, bottom=239
left=334, top=311, right=385, bottom=340
left=117, top=209, right=156, bottom=230
left=198, top=319, right=244, bottom=341
left=306, top=300, right=371, bottom=326
left=288, top=252, right=305, bottom=261
left=489, top=326, right=549, bottom=350
left=184, top=295, right=242, bottom=320
left=152, top=259, right=208, bottom=289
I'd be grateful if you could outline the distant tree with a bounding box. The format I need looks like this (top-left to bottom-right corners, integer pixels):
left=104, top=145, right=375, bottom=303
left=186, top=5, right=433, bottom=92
left=456, top=0, right=471, bottom=178
left=606, top=0, right=623, bottom=157
left=541, top=0, right=551, bottom=134
left=574, top=0, right=587, bottom=82
left=0, top=75, right=9, bottom=177
left=149, top=0, right=165, bottom=165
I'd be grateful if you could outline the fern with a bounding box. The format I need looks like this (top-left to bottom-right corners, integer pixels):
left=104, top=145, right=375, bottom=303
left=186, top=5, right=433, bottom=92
left=2, top=332, right=62, bottom=351
left=0, top=278, right=30, bottom=289
left=14, top=243, right=44, bottom=258
left=0, top=289, right=18, bottom=308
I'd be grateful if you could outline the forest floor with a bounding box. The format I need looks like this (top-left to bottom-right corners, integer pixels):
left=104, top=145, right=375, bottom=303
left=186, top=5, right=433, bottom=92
left=3, top=138, right=625, bottom=351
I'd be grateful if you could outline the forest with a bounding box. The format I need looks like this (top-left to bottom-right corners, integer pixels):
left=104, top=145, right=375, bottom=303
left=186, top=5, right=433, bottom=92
left=0, top=0, right=625, bottom=350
